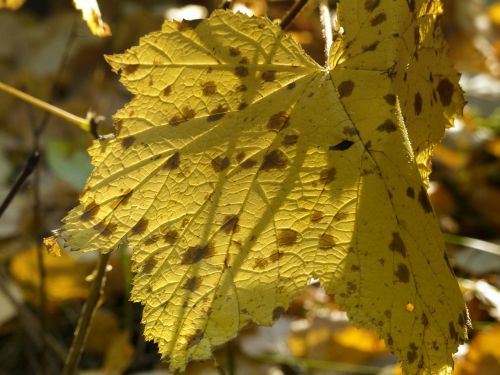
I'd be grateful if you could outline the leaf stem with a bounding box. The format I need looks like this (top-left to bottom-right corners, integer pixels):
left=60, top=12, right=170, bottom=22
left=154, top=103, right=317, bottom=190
left=0, top=151, right=40, bottom=219
left=0, top=81, right=90, bottom=133
left=62, top=252, right=111, bottom=375
left=319, top=0, right=333, bottom=64
left=280, top=0, right=308, bottom=30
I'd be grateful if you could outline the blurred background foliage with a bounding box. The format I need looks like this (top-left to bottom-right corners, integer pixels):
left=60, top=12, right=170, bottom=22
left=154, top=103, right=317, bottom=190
left=0, top=0, right=499, bottom=374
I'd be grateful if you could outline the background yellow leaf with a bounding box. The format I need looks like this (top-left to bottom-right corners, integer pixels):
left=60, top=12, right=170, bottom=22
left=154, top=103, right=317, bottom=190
left=10, top=246, right=89, bottom=303
left=0, top=0, right=25, bottom=10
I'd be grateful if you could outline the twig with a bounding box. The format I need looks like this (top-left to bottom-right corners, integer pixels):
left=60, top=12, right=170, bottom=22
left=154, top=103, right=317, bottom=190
left=0, top=81, right=90, bottom=132
left=226, top=341, right=235, bottom=375
left=319, top=0, right=333, bottom=64
left=0, top=151, right=39, bottom=219
left=62, top=252, right=111, bottom=375
left=444, top=233, right=500, bottom=256
left=213, top=355, right=227, bottom=375
left=280, top=0, right=308, bottom=30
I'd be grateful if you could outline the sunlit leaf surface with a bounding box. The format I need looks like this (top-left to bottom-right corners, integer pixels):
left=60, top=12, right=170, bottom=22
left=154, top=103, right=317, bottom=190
left=52, top=1, right=469, bottom=373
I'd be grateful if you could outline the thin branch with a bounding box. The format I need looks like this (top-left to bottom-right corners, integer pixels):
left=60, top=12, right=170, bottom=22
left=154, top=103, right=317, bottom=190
left=0, top=151, right=39, bottom=219
left=0, top=81, right=90, bottom=133
left=226, top=341, right=235, bottom=375
left=319, top=0, right=333, bottom=64
left=62, top=252, right=111, bottom=375
left=444, top=233, right=500, bottom=256
left=280, top=0, right=309, bottom=30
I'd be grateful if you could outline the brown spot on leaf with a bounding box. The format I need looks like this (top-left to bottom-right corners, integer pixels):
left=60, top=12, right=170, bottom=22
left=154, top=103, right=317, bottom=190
left=169, top=114, right=183, bottom=126
left=208, top=105, right=227, bottom=122
left=236, top=152, right=246, bottom=162
left=437, top=78, right=454, bottom=106
left=238, top=102, right=247, bottom=110
left=267, top=112, right=289, bottom=132
left=163, top=85, right=172, bottom=96
left=389, top=232, right=406, bottom=256
left=365, top=0, right=380, bottom=11
left=181, top=242, right=215, bottom=264
left=202, top=81, right=217, bottom=96
left=234, top=66, right=249, bottom=77
left=132, top=218, right=148, bottom=235
left=272, top=306, right=285, bottom=320
left=406, top=187, right=415, bottom=199
left=80, top=201, right=99, bottom=221
left=211, top=155, right=230, bottom=172
left=310, top=210, right=324, bottom=222
left=377, top=119, right=397, bottom=133
left=418, top=187, right=432, bottom=213
left=330, top=140, right=354, bottom=151
left=262, top=70, right=276, bottom=82
left=422, top=313, right=429, bottom=326
left=220, top=215, right=239, bottom=234
left=407, top=343, right=417, bottom=364
left=282, top=134, right=299, bottom=146
left=123, top=64, right=138, bottom=75
left=277, top=229, right=299, bottom=246
left=260, top=150, right=288, bottom=170
left=395, top=263, right=410, bottom=283
left=142, top=258, right=156, bottom=274
left=269, top=250, right=283, bottom=263
left=237, top=84, right=247, bottom=92
left=121, top=136, right=136, bottom=149
left=387, top=334, right=394, bottom=346
left=241, top=158, right=258, bottom=169
left=319, top=234, right=335, bottom=249
left=287, top=82, right=296, bottom=90
left=254, top=257, right=268, bottom=269
left=414, top=92, right=423, bottom=115
left=144, top=235, right=159, bottom=246
left=371, top=13, right=386, bottom=26
left=164, top=229, right=179, bottom=244
left=362, top=41, right=379, bottom=52
left=182, top=107, right=195, bottom=120
left=319, top=168, right=336, bottom=184
left=164, top=152, right=180, bottom=170
left=338, top=80, right=354, bottom=98
left=229, top=47, right=240, bottom=56
left=186, top=330, right=203, bottom=349
left=101, top=222, right=117, bottom=237
left=384, top=94, right=396, bottom=105
left=183, top=276, right=202, bottom=291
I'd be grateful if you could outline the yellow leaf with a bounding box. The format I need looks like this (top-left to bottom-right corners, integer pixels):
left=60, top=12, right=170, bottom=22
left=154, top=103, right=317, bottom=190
left=53, top=1, right=469, bottom=374
left=43, top=236, right=63, bottom=257
left=73, top=0, right=111, bottom=38
left=10, top=246, right=89, bottom=303
left=0, top=0, right=25, bottom=10
left=454, top=325, right=500, bottom=375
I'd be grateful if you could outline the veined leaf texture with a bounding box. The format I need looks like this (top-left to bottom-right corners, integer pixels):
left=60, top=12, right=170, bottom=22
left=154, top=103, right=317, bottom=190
left=51, top=1, right=469, bottom=373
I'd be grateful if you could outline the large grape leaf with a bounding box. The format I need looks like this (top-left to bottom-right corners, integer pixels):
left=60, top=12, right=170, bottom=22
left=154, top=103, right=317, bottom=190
left=52, top=1, right=469, bottom=373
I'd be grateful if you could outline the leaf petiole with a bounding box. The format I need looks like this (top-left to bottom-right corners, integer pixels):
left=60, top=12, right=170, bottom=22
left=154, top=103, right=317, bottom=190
left=0, top=81, right=91, bottom=133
